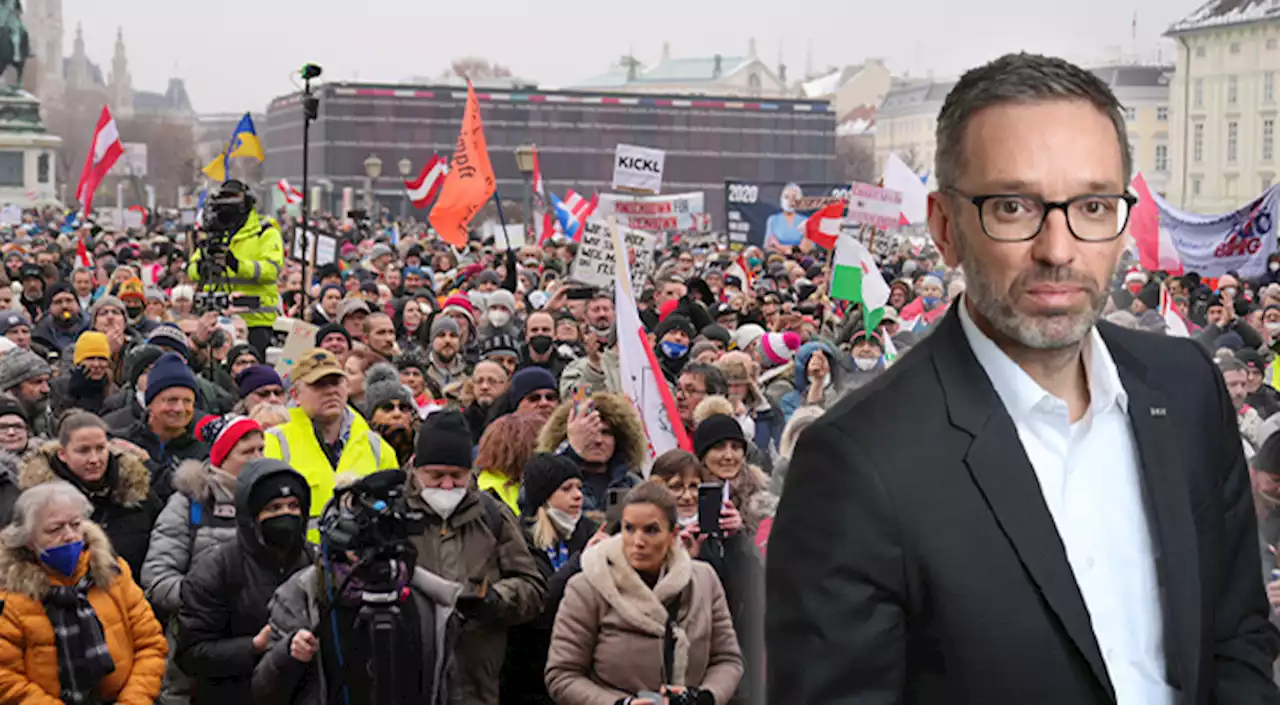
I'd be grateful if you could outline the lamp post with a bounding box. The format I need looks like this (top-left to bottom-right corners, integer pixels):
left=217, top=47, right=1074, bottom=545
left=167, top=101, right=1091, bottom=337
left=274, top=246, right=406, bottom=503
left=514, top=144, right=535, bottom=238
left=363, top=153, right=382, bottom=220
left=397, top=157, right=413, bottom=222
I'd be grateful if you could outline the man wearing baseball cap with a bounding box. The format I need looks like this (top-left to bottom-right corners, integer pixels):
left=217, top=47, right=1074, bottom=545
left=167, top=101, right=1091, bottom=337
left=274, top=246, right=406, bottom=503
left=263, top=348, right=398, bottom=541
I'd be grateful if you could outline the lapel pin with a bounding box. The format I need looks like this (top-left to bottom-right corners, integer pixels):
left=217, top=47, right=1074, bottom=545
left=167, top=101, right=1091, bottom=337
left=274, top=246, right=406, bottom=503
left=1150, top=407, right=1167, bottom=417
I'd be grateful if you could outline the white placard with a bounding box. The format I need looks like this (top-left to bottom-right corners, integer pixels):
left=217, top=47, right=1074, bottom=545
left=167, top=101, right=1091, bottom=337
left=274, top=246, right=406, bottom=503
left=595, top=192, right=703, bottom=231
left=291, top=230, right=336, bottom=266
left=612, top=143, right=665, bottom=195
left=571, top=219, right=656, bottom=290
left=485, top=221, right=526, bottom=249
left=846, top=182, right=904, bottom=230
left=274, top=320, right=319, bottom=382
left=0, top=205, right=21, bottom=226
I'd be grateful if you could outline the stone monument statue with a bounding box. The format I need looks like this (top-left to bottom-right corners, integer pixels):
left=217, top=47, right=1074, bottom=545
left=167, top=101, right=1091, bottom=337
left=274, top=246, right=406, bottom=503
left=0, top=0, right=29, bottom=92
left=0, top=0, right=57, bottom=208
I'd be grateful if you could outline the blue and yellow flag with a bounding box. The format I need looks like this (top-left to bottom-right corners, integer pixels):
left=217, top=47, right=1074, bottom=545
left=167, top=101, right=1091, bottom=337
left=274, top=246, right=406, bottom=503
left=201, top=112, right=262, bottom=182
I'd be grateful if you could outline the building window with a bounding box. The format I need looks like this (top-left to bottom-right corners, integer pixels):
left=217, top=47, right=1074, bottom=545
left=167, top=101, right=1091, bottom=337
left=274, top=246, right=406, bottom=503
left=0, top=152, right=21, bottom=187
left=1231, top=42, right=1242, bottom=54
left=36, top=153, right=47, bottom=184
left=1194, top=122, right=1205, bottom=162
left=1156, top=106, right=1169, bottom=121
left=1195, top=78, right=1204, bottom=108
left=1155, top=144, right=1169, bottom=172
left=1229, top=120, right=1239, bottom=162
left=1229, top=75, right=1239, bottom=104
left=1268, top=72, right=1277, bottom=103
left=1197, top=45, right=1207, bottom=57
left=1265, top=119, right=1275, bottom=161
left=1123, top=106, right=1136, bottom=121
left=1227, top=174, right=1239, bottom=198
left=1192, top=176, right=1202, bottom=196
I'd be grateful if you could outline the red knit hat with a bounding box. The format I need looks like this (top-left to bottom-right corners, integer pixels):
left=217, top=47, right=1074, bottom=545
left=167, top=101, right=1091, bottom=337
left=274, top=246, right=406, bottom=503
left=441, top=294, right=477, bottom=325
left=196, top=414, right=263, bottom=469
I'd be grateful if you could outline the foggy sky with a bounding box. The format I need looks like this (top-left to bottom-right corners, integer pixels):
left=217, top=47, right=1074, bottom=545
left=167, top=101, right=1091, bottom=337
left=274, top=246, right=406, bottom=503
left=64, top=0, right=1206, bottom=114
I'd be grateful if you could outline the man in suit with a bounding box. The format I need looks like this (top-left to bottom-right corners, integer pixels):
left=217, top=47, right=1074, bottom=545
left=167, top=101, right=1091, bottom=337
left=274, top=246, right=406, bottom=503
left=767, top=52, right=1280, bottom=705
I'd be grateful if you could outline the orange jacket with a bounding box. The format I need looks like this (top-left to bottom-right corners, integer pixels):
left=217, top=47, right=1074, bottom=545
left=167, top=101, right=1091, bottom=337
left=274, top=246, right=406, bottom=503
left=0, top=521, right=167, bottom=704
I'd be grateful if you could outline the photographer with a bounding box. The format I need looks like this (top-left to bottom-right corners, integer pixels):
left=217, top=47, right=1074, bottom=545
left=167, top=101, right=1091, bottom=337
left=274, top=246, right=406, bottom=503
left=186, top=180, right=284, bottom=356
left=407, top=411, right=546, bottom=705
left=252, top=470, right=465, bottom=705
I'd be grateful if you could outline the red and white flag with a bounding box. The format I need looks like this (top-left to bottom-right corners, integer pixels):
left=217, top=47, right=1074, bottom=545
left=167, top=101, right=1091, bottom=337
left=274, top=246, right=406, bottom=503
left=1130, top=172, right=1184, bottom=275
left=406, top=154, right=448, bottom=209
left=1158, top=281, right=1191, bottom=337
left=725, top=254, right=755, bottom=291
left=76, top=234, right=93, bottom=269
left=531, top=145, right=545, bottom=199
left=75, top=106, right=123, bottom=215
left=804, top=199, right=848, bottom=249
left=531, top=146, right=547, bottom=242
left=276, top=178, right=303, bottom=205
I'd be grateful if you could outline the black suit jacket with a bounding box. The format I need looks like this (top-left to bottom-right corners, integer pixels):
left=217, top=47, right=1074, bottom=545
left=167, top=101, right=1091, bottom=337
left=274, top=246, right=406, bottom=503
left=767, top=306, right=1280, bottom=704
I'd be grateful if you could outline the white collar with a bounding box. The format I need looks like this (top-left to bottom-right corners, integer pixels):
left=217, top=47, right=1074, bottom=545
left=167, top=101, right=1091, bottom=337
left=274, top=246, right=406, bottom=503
left=957, top=296, right=1128, bottom=419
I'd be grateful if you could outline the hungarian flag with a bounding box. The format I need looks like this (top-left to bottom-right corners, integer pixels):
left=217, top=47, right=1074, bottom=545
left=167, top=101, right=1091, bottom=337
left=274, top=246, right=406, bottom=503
left=276, top=178, right=303, bottom=205
left=75, top=106, right=123, bottom=214
left=830, top=234, right=891, bottom=331
left=429, top=82, right=496, bottom=247
left=804, top=200, right=847, bottom=249
left=406, top=154, right=448, bottom=209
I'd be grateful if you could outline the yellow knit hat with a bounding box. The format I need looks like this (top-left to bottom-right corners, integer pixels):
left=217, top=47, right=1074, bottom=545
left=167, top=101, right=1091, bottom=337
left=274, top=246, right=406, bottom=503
left=74, top=331, right=111, bottom=365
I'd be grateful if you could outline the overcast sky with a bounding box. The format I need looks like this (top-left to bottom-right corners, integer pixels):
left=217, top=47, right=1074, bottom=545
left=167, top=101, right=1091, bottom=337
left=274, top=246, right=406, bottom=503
left=64, top=0, right=1206, bottom=114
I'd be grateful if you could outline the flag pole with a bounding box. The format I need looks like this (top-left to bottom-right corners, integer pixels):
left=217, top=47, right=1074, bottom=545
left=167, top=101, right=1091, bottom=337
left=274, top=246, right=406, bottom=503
left=491, top=189, right=513, bottom=252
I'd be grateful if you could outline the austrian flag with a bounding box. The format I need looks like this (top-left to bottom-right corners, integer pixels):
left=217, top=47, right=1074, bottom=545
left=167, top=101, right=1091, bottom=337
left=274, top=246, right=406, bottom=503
left=75, top=106, right=124, bottom=214
left=406, top=154, right=448, bottom=209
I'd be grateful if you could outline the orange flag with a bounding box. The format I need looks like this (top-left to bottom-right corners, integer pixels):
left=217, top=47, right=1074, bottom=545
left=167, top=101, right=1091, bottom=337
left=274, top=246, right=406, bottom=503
left=429, top=81, right=496, bottom=247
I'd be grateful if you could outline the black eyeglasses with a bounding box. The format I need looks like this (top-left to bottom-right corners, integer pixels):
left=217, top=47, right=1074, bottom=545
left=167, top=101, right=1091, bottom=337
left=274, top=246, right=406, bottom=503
left=944, top=188, right=1137, bottom=243
left=523, top=391, right=558, bottom=403
left=378, top=400, right=412, bottom=412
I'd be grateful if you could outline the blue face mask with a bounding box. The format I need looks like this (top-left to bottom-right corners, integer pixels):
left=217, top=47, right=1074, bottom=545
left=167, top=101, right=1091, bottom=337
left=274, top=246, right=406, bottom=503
left=660, top=341, right=688, bottom=359
left=39, top=540, right=84, bottom=577
left=747, top=257, right=762, bottom=269
left=922, top=296, right=940, bottom=308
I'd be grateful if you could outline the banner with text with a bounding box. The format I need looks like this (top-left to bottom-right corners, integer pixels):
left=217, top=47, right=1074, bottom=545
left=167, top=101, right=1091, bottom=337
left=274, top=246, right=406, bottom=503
left=571, top=219, right=657, bottom=290
left=724, top=180, right=855, bottom=248
left=1152, top=186, right=1280, bottom=277
left=596, top=192, right=706, bottom=232
left=612, top=143, right=665, bottom=194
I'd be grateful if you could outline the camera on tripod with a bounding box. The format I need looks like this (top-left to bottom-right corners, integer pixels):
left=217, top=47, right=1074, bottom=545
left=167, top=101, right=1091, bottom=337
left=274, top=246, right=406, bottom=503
left=321, top=469, right=426, bottom=571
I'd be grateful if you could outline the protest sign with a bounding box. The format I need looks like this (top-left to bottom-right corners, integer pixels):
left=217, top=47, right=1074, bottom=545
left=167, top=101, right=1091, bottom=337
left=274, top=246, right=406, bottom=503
left=484, top=221, right=526, bottom=248
left=596, top=192, right=704, bottom=231
left=612, top=144, right=665, bottom=194
left=291, top=230, right=337, bottom=266
left=1150, top=185, right=1280, bottom=277
left=846, top=182, right=903, bottom=230
left=275, top=320, right=319, bottom=382
left=724, top=181, right=854, bottom=248
left=0, top=205, right=20, bottom=226
left=571, top=219, right=656, bottom=290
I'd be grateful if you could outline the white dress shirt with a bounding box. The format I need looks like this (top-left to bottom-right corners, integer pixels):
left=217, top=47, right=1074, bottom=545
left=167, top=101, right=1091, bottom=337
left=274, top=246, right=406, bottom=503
left=958, top=301, right=1175, bottom=705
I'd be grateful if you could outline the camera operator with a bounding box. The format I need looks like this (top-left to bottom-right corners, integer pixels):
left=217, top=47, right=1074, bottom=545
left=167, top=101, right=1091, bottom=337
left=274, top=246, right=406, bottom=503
left=252, top=469, right=465, bottom=705
left=187, top=180, right=285, bottom=356
left=407, top=411, right=546, bottom=705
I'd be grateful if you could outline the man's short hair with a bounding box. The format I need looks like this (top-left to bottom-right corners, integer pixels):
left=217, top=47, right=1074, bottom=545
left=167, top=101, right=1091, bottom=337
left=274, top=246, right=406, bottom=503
left=935, top=53, right=1131, bottom=190
left=682, top=362, right=727, bottom=396
left=1219, top=358, right=1248, bottom=375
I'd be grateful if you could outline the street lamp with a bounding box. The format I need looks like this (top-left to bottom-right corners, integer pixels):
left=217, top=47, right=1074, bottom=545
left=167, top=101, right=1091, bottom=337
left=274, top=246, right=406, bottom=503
left=398, top=158, right=413, bottom=221
left=514, top=144, right=536, bottom=234
left=363, top=153, right=383, bottom=219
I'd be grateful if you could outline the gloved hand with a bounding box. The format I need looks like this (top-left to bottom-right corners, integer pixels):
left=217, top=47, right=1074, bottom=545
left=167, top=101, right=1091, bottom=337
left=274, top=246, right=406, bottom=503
left=223, top=250, right=240, bottom=274
left=454, top=590, right=500, bottom=621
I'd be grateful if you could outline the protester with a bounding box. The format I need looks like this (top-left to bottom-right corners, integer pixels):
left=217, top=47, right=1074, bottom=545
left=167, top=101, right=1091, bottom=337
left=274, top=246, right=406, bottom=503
left=545, top=481, right=743, bottom=705
left=50, top=331, right=116, bottom=417
left=361, top=361, right=419, bottom=466
left=474, top=412, right=545, bottom=515
left=0, top=347, right=53, bottom=438
left=0, top=482, right=167, bottom=703
left=465, top=359, right=510, bottom=444
left=235, top=364, right=286, bottom=415
left=537, top=392, right=646, bottom=512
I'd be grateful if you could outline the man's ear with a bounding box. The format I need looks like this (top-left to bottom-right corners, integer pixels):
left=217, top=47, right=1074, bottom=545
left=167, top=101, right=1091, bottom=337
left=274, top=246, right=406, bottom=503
left=928, top=192, right=962, bottom=269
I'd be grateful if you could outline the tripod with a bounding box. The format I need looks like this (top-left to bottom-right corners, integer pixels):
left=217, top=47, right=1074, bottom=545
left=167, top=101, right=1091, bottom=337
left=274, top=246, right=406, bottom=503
left=297, top=63, right=322, bottom=315
left=355, top=591, right=402, bottom=705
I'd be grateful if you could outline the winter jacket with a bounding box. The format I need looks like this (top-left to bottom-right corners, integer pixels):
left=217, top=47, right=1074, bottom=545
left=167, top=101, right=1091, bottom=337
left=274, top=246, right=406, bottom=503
left=103, top=388, right=145, bottom=430
left=263, top=406, right=398, bottom=542
left=698, top=533, right=766, bottom=705
left=519, top=347, right=572, bottom=380
left=759, top=363, right=795, bottom=410
left=175, top=460, right=316, bottom=705
left=536, top=392, right=648, bottom=513
left=187, top=210, right=285, bottom=329
left=502, top=514, right=600, bottom=705
left=251, top=564, right=464, bottom=705
left=0, top=521, right=168, bottom=704
left=20, top=443, right=162, bottom=577
left=408, top=488, right=547, bottom=705
left=779, top=341, right=852, bottom=421
left=559, top=349, right=622, bottom=398
left=545, top=535, right=743, bottom=705
left=141, top=460, right=239, bottom=620
left=108, top=416, right=211, bottom=504
left=31, top=313, right=87, bottom=355
left=427, top=351, right=470, bottom=390
left=0, top=449, right=22, bottom=527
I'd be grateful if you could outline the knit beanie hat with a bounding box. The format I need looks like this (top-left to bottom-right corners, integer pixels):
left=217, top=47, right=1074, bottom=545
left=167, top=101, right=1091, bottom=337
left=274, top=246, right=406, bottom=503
left=318, top=283, right=343, bottom=302
left=700, top=324, right=731, bottom=347
left=509, top=367, right=557, bottom=404
left=338, top=297, right=371, bottom=323
left=90, top=296, right=126, bottom=323
left=441, top=294, right=477, bottom=326
left=242, top=458, right=311, bottom=519
left=1137, top=281, right=1162, bottom=311
left=314, top=322, right=352, bottom=349
left=479, top=333, right=520, bottom=361
left=124, top=344, right=165, bottom=387
left=693, top=413, right=748, bottom=459
left=518, top=453, right=583, bottom=516
left=0, top=392, right=28, bottom=424
left=118, top=276, right=145, bottom=302
left=197, top=414, right=263, bottom=468
left=430, top=316, right=459, bottom=341
left=73, top=331, right=110, bottom=365
left=145, top=352, right=197, bottom=405
left=43, top=281, right=75, bottom=310
left=363, top=362, right=415, bottom=416
left=654, top=314, right=696, bottom=341
left=486, top=289, right=516, bottom=313
left=236, top=364, right=283, bottom=398
left=731, top=323, right=766, bottom=352
left=0, top=311, right=29, bottom=336
left=760, top=331, right=802, bottom=368
left=147, top=323, right=190, bottom=361
left=413, top=410, right=473, bottom=469
left=0, top=348, right=50, bottom=392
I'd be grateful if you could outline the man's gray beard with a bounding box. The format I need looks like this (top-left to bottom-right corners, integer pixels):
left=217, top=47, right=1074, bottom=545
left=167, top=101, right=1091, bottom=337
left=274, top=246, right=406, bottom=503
left=955, top=226, right=1105, bottom=350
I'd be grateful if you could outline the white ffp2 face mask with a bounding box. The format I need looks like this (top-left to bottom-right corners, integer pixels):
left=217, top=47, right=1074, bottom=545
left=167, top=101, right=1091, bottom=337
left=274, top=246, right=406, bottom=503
left=421, top=487, right=467, bottom=519
left=488, top=310, right=511, bottom=328
left=854, top=357, right=879, bottom=372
